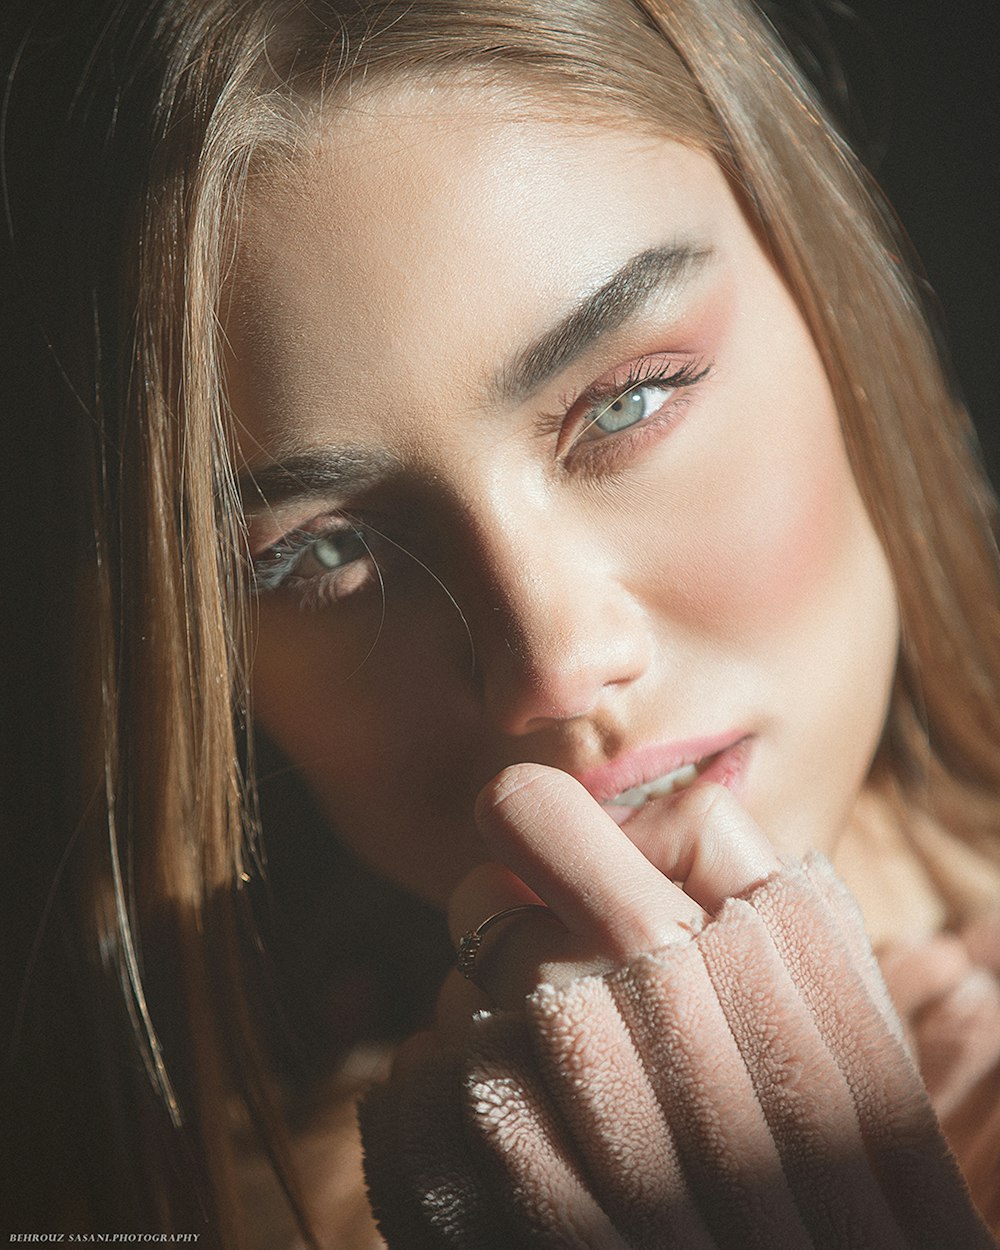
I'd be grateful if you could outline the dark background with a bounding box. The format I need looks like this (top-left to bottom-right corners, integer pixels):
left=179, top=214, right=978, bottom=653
left=799, top=0, right=999, bottom=483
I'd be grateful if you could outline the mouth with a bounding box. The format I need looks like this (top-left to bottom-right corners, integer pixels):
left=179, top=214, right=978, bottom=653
left=584, top=733, right=753, bottom=825
left=602, top=758, right=707, bottom=808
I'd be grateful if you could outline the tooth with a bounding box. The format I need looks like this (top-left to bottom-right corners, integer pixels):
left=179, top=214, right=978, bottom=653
left=645, top=763, right=698, bottom=797
left=605, top=762, right=700, bottom=808
left=613, top=786, right=649, bottom=808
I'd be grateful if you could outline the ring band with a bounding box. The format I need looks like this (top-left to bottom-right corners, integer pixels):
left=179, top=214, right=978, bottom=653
left=456, top=904, right=552, bottom=981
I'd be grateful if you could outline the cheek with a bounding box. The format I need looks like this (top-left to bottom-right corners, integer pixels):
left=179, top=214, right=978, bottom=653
left=698, top=422, right=849, bottom=632
left=631, top=364, right=898, bottom=854
left=250, top=593, right=482, bottom=796
left=250, top=601, right=492, bottom=904
left=636, top=365, right=863, bottom=644
left=251, top=602, right=382, bottom=750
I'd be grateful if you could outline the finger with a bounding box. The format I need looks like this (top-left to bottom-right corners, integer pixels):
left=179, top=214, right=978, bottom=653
left=963, top=911, right=1000, bottom=973
left=475, top=764, right=708, bottom=960
left=433, top=968, right=495, bottom=1038
left=446, top=861, right=545, bottom=948
left=914, top=969, right=1000, bottom=1119
left=639, top=779, right=782, bottom=913
left=446, top=860, right=611, bottom=1007
left=878, top=935, right=971, bottom=1019
left=391, top=1029, right=439, bottom=1080
left=476, top=765, right=780, bottom=959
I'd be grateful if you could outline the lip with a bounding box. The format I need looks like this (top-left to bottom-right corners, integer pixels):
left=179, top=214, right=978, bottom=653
left=600, top=734, right=754, bottom=828
left=574, top=730, right=752, bottom=807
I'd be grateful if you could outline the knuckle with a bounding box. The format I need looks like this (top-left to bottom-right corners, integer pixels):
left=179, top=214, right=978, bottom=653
left=603, top=883, right=676, bottom=953
left=664, top=781, right=732, bottom=873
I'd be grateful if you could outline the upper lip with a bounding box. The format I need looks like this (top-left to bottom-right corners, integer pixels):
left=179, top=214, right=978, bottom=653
left=572, top=731, right=749, bottom=805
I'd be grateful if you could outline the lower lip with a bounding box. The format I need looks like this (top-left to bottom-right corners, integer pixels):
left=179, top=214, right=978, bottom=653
left=604, top=736, right=754, bottom=828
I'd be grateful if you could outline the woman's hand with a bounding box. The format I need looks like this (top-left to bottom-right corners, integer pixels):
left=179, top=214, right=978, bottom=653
left=438, top=763, right=781, bottom=1023
left=367, top=769, right=996, bottom=1248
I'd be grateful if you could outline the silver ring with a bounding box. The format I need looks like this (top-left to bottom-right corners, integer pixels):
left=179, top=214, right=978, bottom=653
left=456, top=904, right=552, bottom=981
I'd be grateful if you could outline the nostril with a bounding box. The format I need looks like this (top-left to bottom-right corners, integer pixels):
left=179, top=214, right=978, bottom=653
left=480, top=632, right=649, bottom=736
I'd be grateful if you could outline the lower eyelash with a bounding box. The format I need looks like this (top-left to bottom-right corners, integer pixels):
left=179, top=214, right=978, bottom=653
left=293, top=556, right=379, bottom=610
left=252, top=531, right=315, bottom=593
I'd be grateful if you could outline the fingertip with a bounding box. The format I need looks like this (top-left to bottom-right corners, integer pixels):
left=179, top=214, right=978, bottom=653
left=672, top=781, right=772, bottom=854
left=473, top=764, right=530, bottom=827
left=665, top=781, right=780, bottom=909
left=474, top=762, right=580, bottom=830
left=669, top=778, right=740, bottom=821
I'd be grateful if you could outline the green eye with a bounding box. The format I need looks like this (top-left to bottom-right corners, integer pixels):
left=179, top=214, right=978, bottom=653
left=305, top=529, right=369, bottom=573
left=253, top=524, right=371, bottom=593
left=592, top=383, right=674, bottom=434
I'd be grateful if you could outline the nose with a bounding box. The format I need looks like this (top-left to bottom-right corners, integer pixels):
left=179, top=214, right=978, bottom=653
left=464, top=517, right=653, bottom=737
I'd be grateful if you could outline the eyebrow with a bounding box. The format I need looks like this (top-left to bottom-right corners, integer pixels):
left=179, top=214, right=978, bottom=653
left=239, top=241, right=713, bottom=515
left=238, top=448, right=395, bottom=516
left=490, top=241, right=713, bottom=406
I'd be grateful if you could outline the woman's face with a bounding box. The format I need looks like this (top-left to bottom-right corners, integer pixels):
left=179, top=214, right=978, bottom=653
left=226, top=87, right=899, bottom=909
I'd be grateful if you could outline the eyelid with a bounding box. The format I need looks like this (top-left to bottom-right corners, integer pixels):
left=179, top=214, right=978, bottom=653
left=251, top=514, right=363, bottom=591
left=560, top=351, right=710, bottom=453
left=579, top=350, right=703, bottom=403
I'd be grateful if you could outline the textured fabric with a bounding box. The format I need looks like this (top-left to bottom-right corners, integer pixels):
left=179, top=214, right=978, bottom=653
left=880, top=909, right=1000, bottom=1237
left=359, top=855, right=996, bottom=1248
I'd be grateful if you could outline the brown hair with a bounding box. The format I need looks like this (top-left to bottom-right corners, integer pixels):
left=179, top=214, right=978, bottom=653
left=5, top=0, right=999, bottom=1242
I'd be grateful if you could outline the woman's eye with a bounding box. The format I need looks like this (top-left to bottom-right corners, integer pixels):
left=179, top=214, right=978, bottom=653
left=568, top=357, right=710, bottom=454
left=295, top=528, right=369, bottom=578
left=583, top=381, right=676, bottom=436
left=252, top=523, right=373, bottom=600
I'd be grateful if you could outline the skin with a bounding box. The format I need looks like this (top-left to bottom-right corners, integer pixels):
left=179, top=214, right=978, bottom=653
left=226, top=86, right=901, bottom=1010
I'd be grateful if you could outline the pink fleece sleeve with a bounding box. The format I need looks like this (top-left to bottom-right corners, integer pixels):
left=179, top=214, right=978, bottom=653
left=359, top=855, right=996, bottom=1248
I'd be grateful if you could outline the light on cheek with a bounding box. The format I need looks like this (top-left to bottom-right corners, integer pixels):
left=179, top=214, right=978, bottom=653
left=654, top=406, right=856, bottom=637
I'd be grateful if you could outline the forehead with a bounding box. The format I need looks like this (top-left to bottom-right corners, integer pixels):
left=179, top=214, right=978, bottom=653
left=224, top=85, right=733, bottom=454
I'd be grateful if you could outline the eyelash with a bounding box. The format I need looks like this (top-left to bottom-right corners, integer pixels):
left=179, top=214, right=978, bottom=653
left=251, top=354, right=711, bottom=606
left=251, top=519, right=379, bottom=608
left=562, top=354, right=710, bottom=463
